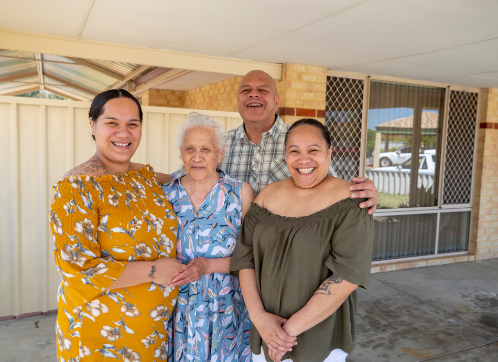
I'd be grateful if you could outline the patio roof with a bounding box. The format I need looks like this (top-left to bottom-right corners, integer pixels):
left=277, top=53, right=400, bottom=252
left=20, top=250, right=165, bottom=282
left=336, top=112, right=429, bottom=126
left=0, top=50, right=236, bottom=100
left=1, top=0, right=498, bottom=88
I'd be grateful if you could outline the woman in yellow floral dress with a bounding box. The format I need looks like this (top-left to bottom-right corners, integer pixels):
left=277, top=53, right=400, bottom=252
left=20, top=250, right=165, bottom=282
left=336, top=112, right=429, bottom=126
left=49, top=89, right=186, bottom=361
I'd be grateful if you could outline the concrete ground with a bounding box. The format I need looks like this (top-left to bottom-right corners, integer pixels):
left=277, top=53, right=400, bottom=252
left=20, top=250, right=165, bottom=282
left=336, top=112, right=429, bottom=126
left=0, top=259, right=497, bottom=362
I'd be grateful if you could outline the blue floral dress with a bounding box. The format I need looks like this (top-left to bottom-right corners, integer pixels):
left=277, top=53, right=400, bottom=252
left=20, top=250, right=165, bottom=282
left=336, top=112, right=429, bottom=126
left=162, top=171, right=252, bottom=362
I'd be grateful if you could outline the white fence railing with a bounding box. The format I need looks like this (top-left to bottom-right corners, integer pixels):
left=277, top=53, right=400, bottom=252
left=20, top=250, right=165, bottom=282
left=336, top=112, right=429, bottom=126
left=0, top=96, right=242, bottom=319
left=365, top=170, right=434, bottom=195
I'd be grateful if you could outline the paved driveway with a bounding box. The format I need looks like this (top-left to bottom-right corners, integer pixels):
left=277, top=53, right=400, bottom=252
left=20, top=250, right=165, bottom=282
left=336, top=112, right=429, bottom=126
left=1, top=259, right=497, bottom=362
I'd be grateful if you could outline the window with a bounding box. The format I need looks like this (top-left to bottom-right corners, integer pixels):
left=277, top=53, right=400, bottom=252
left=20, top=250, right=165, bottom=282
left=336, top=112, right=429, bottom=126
left=365, top=81, right=445, bottom=209
left=365, top=82, right=476, bottom=262
left=326, top=75, right=478, bottom=262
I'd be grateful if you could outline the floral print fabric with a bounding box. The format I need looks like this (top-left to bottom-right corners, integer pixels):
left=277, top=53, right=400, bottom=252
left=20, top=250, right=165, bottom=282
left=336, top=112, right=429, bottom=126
left=49, top=165, right=179, bottom=361
left=162, top=171, right=251, bottom=362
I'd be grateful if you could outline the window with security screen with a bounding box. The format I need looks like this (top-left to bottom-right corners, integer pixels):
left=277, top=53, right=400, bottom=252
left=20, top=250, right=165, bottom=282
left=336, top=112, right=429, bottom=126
left=442, top=91, right=478, bottom=205
left=325, top=75, right=479, bottom=262
left=325, top=76, right=364, bottom=182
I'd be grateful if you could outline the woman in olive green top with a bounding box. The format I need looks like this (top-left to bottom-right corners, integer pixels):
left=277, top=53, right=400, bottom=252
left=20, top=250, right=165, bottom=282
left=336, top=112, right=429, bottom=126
left=230, top=118, right=374, bottom=362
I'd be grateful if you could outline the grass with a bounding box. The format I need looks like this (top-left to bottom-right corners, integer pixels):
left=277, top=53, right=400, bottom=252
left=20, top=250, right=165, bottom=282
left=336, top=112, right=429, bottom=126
left=377, top=192, right=409, bottom=209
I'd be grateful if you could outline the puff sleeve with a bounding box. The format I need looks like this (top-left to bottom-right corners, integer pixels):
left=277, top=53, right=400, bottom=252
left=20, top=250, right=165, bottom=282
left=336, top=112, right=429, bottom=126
left=50, top=179, right=127, bottom=307
left=230, top=203, right=260, bottom=277
left=324, top=200, right=374, bottom=289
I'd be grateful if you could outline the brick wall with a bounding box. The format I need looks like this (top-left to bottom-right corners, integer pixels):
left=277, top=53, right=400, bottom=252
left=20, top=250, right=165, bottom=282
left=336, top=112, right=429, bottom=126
left=183, top=63, right=329, bottom=124
left=142, top=89, right=185, bottom=108
left=184, top=76, right=242, bottom=112
left=471, top=88, right=498, bottom=261
left=277, top=63, right=327, bottom=124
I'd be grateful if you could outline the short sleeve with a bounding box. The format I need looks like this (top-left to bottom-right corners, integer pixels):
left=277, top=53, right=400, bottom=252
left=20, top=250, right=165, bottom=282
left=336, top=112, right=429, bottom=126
left=50, top=180, right=127, bottom=307
left=230, top=203, right=260, bottom=277
left=324, top=200, right=373, bottom=289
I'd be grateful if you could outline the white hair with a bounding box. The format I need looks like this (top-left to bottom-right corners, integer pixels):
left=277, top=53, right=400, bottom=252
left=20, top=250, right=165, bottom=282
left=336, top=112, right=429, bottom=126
left=176, top=112, right=227, bottom=151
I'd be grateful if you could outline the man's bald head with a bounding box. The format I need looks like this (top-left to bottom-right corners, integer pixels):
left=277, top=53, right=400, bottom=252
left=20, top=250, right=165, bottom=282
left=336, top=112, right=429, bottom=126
left=239, top=70, right=278, bottom=95
left=237, top=70, right=280, bottom=132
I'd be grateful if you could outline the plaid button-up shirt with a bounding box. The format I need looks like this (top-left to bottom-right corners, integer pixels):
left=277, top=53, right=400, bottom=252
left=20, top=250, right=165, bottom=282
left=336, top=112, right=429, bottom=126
left=171, top=115, right=337, bottom=195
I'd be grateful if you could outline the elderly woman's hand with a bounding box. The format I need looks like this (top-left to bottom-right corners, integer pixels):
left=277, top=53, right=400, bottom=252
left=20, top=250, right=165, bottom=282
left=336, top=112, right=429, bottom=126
left=169, top=257, right=211, bottom=287
left=170, top=256, right=232, bottom=287
left=152, top=257, right=188, bottom=286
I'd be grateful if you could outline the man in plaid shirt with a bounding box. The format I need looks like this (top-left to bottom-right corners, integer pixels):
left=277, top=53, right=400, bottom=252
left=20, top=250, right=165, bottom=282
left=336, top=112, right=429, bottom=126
left=171, top=70, right=377, bottom=213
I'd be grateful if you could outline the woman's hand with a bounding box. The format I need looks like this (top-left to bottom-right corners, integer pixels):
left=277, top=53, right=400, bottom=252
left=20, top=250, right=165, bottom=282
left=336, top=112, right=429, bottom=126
left=169, top=257, right=212, bottom=287
left=150, top=257, right=188, bottom=286
left=109, top=257, right=187, bottom=290
left=252, top=312, right=297, bottom=355
left=268, top=348, right=286, bottom=362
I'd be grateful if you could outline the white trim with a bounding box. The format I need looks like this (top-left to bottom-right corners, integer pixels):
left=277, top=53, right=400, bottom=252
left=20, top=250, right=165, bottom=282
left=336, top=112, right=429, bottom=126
left=434, top=212, right=441, bottom=256
left=372, top=251, right=471, bottom=265
left=0, top=28, right=282, bottom=79
left=39, top=104, right=48, bottom=312
left=326, top=70, right=369, bottom=81
left=470, top=90, right=482, bottom=207
left=441, top=204, right=473, bottom=209
left=359, top=76, right=370, bottom=177
left=373, top=207, right=440, bottom=215
left=9, top=102, right=21, bottom=316
left=438, top=86, right=451, bottom=208
left=374, top=207, right=472, bottom=217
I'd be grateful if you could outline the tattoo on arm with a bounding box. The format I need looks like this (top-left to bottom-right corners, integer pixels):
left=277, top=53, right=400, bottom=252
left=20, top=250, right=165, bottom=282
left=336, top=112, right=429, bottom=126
left=63, top=156, right=110, bottom=177
left=148, top=265, right=156, bottom=279
left=313, top=274, right=343, bottom=296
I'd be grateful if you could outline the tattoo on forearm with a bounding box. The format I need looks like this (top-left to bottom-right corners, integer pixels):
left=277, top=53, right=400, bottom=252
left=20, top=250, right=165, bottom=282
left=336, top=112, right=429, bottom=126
left=313, top=274, right=343, bottom=296
left=148, top=265, right=156, bottom=279
left=63, top=157, right=110, bottom=177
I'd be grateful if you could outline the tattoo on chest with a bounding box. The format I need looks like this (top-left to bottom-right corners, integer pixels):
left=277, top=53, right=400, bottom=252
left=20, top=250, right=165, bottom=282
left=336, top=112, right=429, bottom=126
left=313, top=274, right=343, bottom=296
left=148, top=265, right=156, bottom=279
left=64, top=156, right=110, bottom=177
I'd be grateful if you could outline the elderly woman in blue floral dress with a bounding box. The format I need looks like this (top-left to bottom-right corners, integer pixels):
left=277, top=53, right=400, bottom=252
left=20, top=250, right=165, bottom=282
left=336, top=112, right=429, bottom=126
left=162, top=112, right=254, bottom=362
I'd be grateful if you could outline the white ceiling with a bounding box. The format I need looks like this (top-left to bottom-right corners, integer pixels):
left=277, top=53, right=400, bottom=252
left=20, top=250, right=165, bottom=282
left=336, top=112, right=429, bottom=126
left=1, top=0, right=498, bottom=88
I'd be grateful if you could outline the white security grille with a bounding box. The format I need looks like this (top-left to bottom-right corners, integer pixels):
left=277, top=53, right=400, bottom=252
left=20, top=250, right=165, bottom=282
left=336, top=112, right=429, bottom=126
left=325, top=76, right=364, bottom=181
left=442, top=91, right=478, bottom=205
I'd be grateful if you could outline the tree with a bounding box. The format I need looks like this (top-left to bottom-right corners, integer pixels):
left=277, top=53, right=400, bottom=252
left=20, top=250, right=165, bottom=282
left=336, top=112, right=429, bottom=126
left=16, top=90, right=67, bottom=100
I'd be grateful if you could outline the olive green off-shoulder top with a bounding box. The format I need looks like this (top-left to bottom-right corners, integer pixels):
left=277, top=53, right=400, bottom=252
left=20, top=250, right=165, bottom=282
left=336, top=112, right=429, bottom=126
left=230, top=198, right=373, bottom=362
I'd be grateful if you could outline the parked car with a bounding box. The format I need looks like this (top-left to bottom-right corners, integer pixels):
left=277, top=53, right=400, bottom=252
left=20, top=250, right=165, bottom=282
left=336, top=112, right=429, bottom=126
left=371, top=152, right=436, bottom=176
left=379, top=147, right=436, bottom=167
left=379, top=146, right=412, bottom=167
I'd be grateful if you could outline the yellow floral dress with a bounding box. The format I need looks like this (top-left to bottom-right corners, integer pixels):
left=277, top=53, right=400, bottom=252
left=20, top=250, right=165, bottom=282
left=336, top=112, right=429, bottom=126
left=49, top=165, right=179, bottom=362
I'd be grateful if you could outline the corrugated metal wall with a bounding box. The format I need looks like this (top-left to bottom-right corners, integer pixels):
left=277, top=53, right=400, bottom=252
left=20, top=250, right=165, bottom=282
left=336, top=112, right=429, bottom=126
left=0, top=96, right=243, bottom=319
